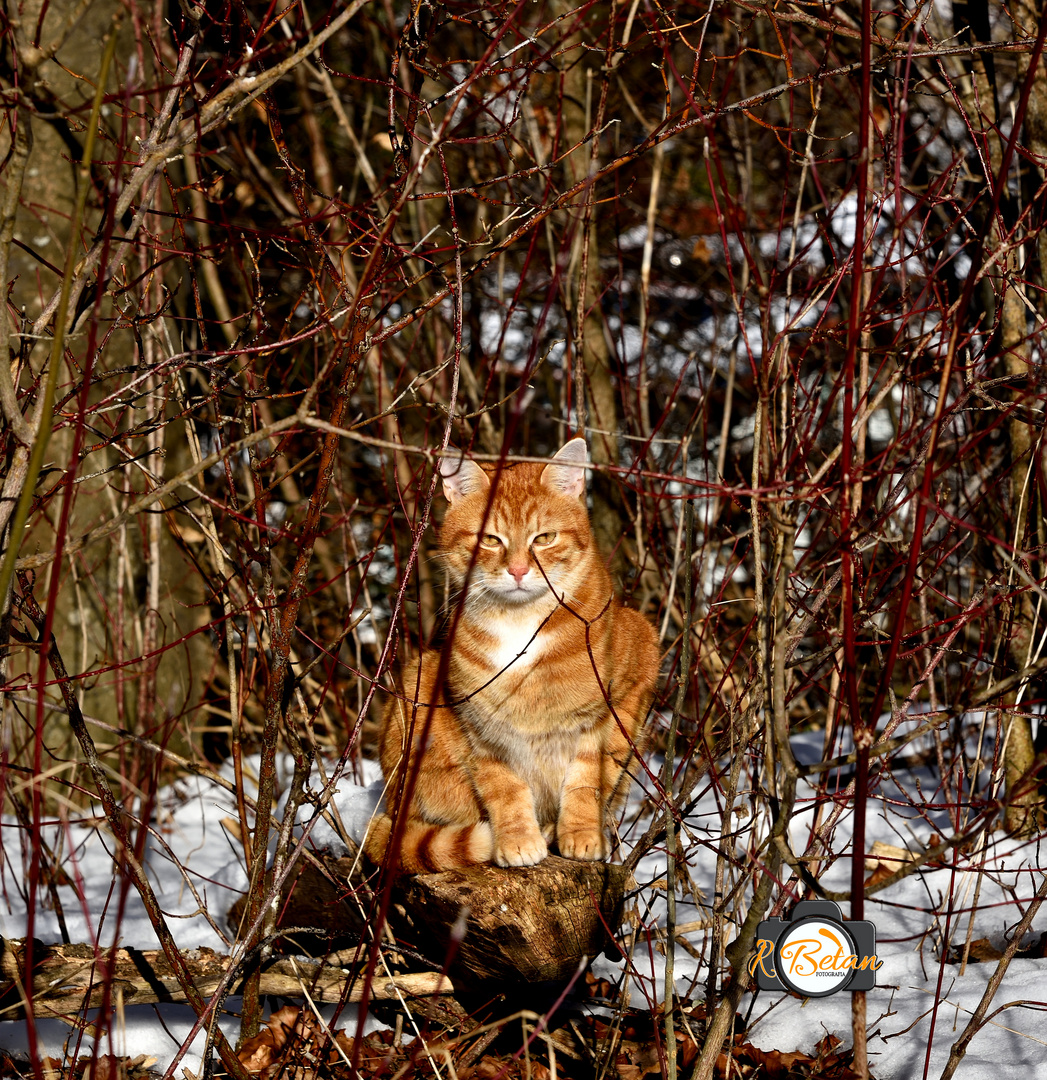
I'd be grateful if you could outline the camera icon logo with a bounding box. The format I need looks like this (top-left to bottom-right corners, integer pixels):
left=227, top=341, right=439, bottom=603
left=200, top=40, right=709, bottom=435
left=749, top=899, right=881, bottom=997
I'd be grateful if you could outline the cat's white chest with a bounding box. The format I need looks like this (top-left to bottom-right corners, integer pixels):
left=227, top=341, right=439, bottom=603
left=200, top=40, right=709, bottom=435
left=484, top=614, right=544, bottom=674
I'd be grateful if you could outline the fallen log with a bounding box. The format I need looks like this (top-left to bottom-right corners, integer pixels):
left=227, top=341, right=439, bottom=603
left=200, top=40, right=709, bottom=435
left=0, top=937, right=452, bottom=1023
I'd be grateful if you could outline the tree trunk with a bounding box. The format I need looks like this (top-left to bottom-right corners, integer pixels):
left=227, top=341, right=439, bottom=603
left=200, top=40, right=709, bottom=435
left=557, top=4, right=627, bottom=565
left=958, top=13, right=1042, bottom=833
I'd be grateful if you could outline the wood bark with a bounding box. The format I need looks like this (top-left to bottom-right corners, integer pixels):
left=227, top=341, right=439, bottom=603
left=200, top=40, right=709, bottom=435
left=391, top=856, right=632, bottom=985
left=228, top=853, right=632, bottom=986
left=1001, top=0, right=1047, bottom=834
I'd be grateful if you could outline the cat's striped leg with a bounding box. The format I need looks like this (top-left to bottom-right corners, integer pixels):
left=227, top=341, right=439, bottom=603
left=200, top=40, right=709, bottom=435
left=557, top=729, right=611, bottom=861
left=469, top=758, right=548, bottom=866
left=558, top=712, right=643, bottom=860
left=604, top=704, right=644, bottom=820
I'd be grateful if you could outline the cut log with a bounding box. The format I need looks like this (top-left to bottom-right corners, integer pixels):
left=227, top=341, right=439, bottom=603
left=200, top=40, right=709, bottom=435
left=390, top=856, right=633, bottom=984
left=227, top=852, right=632, bottom=986
left=0, top=937, right=453, bottom=1022
left=226, top=855, right=368, bottom=956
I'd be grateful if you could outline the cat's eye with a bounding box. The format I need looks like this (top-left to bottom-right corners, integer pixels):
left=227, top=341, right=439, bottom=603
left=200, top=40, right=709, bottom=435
left=479, top=534, right=502, bottom=548
left=532, top=532, right=557, bottom=546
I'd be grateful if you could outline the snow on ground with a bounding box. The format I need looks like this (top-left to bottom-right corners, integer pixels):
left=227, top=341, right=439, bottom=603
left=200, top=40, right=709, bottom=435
left=0, top=757, right=386, bottom=1076
left=2, top=738, right=1046, bottom=1078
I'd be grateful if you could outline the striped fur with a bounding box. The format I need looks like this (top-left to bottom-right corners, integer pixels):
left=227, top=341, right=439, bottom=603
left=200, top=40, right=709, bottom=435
left=364, top=439, right=660, bottom=873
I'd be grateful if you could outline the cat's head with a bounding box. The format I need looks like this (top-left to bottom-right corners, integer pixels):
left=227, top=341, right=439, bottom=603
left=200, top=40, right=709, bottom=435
left=438, top=439, right=594, bottom=607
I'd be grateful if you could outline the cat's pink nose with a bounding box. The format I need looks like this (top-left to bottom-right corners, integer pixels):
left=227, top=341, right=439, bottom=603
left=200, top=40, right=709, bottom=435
left=508, top=563, right=529, bottom=585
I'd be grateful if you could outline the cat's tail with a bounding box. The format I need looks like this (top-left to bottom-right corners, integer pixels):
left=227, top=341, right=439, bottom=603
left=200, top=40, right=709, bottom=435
left=363, top=813, right=493, bottom=874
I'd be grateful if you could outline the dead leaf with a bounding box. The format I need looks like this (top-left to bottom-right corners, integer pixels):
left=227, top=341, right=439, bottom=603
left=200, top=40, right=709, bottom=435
left=816, top=1032, right=842, bottom=1057
left=236, top=1042, right=275, bottom=1076
left=237, top=1005, right=311, bottom=1073
left=950, top=931, right=1047, bottom=965
left=968, top=938, right=1006, bottom=962
left=617, top=1040, right=662, bottom=1079
left=865, top=841, right=917, bottom=870
left=864, top=862, right=897, bottom=888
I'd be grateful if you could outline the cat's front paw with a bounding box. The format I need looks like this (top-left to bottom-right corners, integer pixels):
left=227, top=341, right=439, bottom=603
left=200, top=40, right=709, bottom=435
left=557, top=826, right=610, bottom=862
left=494, top=827, right=548, bottom=867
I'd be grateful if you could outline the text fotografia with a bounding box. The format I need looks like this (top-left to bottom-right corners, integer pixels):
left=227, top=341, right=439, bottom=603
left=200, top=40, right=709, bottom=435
left=748, top=900, right=882, bottom=997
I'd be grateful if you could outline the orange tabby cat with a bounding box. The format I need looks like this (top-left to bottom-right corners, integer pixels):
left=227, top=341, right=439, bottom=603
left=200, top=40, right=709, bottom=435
left=364, top=439, right=660, bottom=873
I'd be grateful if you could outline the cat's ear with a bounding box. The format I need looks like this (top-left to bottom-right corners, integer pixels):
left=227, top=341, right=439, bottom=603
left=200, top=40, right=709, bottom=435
left=541, top=438, right=587, bottom=499
left=439, top=449, right=489, bottom=504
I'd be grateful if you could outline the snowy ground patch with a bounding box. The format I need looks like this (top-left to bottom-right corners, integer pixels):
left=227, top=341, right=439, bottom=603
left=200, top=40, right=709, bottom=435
left=2, top=741, right=1046, bottom=1078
